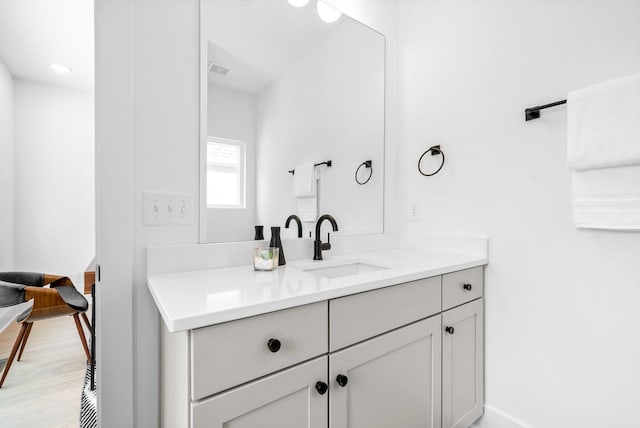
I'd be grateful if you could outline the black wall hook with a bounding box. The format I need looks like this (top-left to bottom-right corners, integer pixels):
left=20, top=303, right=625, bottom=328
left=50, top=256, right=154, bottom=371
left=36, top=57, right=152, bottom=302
left=418, top=145, right=445, bottom=177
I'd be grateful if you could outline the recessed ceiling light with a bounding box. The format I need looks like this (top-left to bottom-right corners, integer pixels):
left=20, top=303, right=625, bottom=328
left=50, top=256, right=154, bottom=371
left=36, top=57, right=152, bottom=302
left=208, top=61, right=231, bottom=76
left=51, top=64, right=72, bottom=73
left=288, top=0, right=309, bottom=7
left=316, top=1, right=341, bottom=23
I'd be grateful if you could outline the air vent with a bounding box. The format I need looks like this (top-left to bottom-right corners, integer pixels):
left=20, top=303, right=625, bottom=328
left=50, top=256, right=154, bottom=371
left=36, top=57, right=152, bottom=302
left=208, top=62, right=231, bottom=76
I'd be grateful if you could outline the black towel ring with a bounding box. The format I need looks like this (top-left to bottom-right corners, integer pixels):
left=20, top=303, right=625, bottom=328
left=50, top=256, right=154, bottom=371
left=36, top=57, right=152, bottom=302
left=355, top=160, right=373, bottom=185
left=418, top=145, right=445, bottom=177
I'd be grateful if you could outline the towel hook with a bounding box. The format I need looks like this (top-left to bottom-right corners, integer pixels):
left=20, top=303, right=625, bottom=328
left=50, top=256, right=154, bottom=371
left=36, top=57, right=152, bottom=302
left=418, top=145, right=445, bottom=177
left=355, top=160, right=373, bottom=185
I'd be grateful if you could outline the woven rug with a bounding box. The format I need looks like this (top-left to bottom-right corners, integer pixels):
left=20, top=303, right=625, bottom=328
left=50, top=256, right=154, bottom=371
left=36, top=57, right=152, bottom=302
left=0, top=358, right=6, bottom=373
left=80, top=361, right=97, bottom=428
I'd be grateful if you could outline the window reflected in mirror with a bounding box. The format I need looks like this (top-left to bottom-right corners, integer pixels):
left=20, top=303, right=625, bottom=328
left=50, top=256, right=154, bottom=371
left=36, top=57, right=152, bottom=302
left=207, top=138, right=246, bottom=210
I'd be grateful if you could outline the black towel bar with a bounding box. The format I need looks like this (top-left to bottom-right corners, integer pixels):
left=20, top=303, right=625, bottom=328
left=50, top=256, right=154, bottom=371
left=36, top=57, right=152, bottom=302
left=288, top=160, right=332, bottom=175
left=525, top=99, right=567, bottom=121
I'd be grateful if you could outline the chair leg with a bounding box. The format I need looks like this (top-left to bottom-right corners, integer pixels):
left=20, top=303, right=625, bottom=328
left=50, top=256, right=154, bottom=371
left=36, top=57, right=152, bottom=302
left=80, top=312, right=91, bottom=332
left=73, top=314, right=91, bottom=363
left=17, top=322, right=34, bottom=361
left=0, top=323, right=29, bottom=388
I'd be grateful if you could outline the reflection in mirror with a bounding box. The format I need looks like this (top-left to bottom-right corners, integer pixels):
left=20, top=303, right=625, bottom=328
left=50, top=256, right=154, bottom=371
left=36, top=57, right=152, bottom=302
left=201, top=0, right=385, bottom=243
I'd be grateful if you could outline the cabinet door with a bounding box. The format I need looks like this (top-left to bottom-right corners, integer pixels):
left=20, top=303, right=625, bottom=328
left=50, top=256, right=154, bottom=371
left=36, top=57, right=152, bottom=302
left=329, top=316, right=442, bottom=428
left=191, top=357, right=328, bottom=428
left=442, top=299, right=484, bottom=428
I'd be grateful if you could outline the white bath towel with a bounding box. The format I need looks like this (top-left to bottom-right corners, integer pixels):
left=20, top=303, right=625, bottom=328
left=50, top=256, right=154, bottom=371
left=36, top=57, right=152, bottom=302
left=293, top=163, right=318, bottom=221
left=567, top=72, right=640, bottom=170
left=572, top=165, right=640, bottom=230
left=568, top=72, right=640, bottom=230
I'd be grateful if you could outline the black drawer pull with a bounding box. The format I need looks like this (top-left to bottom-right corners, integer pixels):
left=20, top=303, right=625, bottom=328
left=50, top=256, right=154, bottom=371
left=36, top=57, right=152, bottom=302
left=267, top=338, right=281, bottom=353
left=463, top=283, right=472, bottom=291
left=445, top=326, right=455, bottom=335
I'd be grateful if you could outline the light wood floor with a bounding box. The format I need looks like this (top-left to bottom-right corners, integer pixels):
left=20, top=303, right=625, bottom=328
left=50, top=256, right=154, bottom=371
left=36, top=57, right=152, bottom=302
left=0, top=315, right=88, bottom=428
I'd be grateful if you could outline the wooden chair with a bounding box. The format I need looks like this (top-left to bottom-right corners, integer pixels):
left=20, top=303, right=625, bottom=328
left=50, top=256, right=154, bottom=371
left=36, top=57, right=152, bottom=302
left=0, top=272, right=91, bottom=388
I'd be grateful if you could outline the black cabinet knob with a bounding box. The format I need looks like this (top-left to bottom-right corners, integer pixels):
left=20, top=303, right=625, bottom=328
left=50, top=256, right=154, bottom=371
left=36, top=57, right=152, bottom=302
left=315, top=381, right=328, bottom=395
left=463, top=283, right=472, bottom=291
left=445, top=326, right=455, bottom=335
left=336, top=374, right=349, bottom=387
left=267, top=338, right=281, bottom=353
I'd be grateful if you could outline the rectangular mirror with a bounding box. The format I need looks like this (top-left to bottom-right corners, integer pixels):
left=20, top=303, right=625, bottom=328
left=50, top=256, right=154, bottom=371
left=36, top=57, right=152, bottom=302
left=200, top=0, right=385, bottom=243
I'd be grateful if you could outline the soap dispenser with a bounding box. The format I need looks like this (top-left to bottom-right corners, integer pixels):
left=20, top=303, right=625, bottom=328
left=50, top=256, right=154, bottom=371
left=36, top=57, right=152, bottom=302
left=269, top=227, right=286, bottom=266
left=254, top=225, right=264, bottom=240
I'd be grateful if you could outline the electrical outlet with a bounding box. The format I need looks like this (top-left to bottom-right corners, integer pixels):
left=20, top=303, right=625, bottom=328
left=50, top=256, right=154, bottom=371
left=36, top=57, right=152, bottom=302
left=408, top=201, right=421, bottom=221
left=144, top=191, right=194, bottom=226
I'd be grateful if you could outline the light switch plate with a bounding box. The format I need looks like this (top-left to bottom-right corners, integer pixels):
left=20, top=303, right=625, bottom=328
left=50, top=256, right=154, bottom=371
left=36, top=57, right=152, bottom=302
left=143, top=191, right=194, bottom=226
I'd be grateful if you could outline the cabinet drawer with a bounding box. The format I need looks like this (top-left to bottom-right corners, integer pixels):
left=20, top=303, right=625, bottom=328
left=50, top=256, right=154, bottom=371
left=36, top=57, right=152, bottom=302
left=442, top=267, right=483, bottom=311
left=191, top=301, right=328, bottom=400
left=192, top=357, right=328, bottom=428
left=329, top=276, right=441, bottom=352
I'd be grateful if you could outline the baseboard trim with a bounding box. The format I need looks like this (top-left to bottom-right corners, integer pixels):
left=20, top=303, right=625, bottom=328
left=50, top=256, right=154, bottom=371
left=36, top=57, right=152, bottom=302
left=472, top=406, right=529, bottom=428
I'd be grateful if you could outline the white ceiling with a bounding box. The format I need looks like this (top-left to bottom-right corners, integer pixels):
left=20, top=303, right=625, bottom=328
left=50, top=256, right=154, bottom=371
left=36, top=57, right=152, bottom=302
left=203, top=0, right=343, bottom=94
left=0, top=0, right=94, bottom=91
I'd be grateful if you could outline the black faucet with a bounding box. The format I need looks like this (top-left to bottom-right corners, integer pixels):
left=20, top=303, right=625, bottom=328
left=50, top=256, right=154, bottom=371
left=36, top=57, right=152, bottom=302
left=285, top=214, right=303, bottom=238
left=313, top=214, right=339, bottom=260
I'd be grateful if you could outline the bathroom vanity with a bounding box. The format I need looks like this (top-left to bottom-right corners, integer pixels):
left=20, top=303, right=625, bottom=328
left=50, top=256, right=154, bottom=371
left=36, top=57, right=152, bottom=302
left=148, top=249, right=486, bottom=428
left=145, top=2, right=489, bottom=424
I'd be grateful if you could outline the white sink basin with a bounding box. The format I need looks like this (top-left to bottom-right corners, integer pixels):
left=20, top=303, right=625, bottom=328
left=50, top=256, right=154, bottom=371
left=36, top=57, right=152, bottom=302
left=302, top=262, right=388, bottom=279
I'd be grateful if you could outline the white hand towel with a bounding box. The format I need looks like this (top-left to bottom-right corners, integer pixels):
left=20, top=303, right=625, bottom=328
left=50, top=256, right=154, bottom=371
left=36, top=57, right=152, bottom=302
left=297, top=195, right=318, bottom=222
left=572, top=165, right=640, bottom=230
left=567, top=72, right=640, bottom=171
left=293, top=163, right=316, bottom=197
left=293, top=163, right=318, bottom=221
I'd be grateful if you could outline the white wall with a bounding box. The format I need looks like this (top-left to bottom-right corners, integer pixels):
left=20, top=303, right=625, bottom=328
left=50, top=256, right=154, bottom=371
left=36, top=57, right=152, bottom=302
left=132, top=1, right=201, bottom=426
left=0, top=60, right=14, bottom=270
left=256, top=18, right=385, bottom=238
left=95, top=0, right=135, bottom=424
left=13, top=79, right=94, bottom=278
left=207, top=83, right=257, bottom=242
left=398, top=1, right=640, bottom=427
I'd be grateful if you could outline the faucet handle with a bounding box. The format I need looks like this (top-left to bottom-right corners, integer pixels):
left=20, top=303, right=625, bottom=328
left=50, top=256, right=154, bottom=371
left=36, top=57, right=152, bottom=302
left=324, top=233, right=332, bottom=251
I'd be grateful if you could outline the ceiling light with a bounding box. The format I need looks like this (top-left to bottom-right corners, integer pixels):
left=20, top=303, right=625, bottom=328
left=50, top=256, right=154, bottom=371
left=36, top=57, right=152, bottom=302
left=288, top=0, right=309, bottom=7
left=316, top=1, right=341, bottom=23
left=208, top=61, right=231, bottom=76
left=51, top=64, right=72, bottom=73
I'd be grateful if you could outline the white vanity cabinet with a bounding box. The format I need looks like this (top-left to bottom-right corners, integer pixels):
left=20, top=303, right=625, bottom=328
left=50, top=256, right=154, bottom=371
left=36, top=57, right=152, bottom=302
left=160, top=266, right=485, bottom=428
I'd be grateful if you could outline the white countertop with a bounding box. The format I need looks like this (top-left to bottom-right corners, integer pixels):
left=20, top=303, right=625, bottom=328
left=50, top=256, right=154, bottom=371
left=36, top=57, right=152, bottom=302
left=147, top=249, right=487, bottom=332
